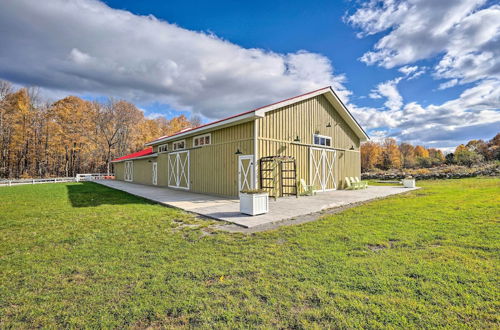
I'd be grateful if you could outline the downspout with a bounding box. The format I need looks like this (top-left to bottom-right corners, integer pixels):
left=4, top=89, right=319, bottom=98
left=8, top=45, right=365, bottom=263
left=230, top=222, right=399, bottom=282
left=253, top=118, right=259, bottom=189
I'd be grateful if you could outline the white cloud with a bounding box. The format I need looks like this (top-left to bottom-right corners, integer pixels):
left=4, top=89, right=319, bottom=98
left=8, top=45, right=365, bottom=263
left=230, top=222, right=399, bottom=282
left=398, top=65, right=418, bottom=76
left=353, top=79, right=500, bottom=147
left=438, top=79, right=459, bottom=90
left=369, top=77, right=403, bottom=111
left=348, top=0, right=500, bottom=85
left=0, top=0, right=348, bottom=120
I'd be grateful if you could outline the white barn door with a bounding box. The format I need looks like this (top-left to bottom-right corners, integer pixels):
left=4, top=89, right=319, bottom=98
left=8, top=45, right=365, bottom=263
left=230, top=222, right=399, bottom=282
left=168, top=151, right=190, bottom=189
left=309, top=148, right=336, bottom=192
left=124, top=161, right=133, bottom=182
left=238, top=155, right=255, bottom=195
left=152, top=162, right=157, bottom=185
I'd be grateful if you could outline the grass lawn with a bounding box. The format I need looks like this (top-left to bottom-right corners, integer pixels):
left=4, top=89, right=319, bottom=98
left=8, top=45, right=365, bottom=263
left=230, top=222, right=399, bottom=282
left=0, top=178, right=499, bottom=328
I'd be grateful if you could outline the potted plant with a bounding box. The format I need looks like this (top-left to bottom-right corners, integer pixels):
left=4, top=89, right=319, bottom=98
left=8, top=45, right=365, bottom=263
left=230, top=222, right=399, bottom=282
left=239, top=189, right=269, bottom=216
left=402, top=175, right=416, bottom=188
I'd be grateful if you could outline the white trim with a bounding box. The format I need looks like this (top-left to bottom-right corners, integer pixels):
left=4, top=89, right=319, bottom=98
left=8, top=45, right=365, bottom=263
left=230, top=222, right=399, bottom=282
left=172, top=140, right=186, bottom=151
left=193, top=133, right=211, bottom=147
left=168, top=150, right=190, bottom=190
left=112, top=153, right=158, bottom=163
left=158, top=144, right=168, bottom=153
left=313, top=134, right=332, bottom=147
left=253, top=119, right=259, bottom=189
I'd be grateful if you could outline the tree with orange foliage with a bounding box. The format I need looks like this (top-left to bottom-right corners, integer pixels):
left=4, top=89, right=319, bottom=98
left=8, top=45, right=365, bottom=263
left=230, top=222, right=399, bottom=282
left=414, top=145, right=429, bottom=158
left=381, top=138, right=401, bottom=169
left=360, top=141, right=382, bottom=171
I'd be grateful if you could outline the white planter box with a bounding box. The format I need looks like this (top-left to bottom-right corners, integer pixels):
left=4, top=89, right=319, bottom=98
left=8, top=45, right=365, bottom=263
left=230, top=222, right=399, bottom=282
left=240, top=192, right=269, bottom=216
left=403, top=179, right=416, bottom=188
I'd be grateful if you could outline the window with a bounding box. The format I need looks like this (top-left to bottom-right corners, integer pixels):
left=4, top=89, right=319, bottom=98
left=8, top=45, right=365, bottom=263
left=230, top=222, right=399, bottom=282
left=158, top=144, right=168, bottom=153
left=193, top=134, right=211, bottom=147
left=173, top=140, right=185, bottom=150
left=313, top=134, right=332, bottom=147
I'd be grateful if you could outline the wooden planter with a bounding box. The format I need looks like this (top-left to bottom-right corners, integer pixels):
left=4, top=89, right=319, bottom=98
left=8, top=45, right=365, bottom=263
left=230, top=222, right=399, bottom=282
left=240, top=192, right=269, bottom=216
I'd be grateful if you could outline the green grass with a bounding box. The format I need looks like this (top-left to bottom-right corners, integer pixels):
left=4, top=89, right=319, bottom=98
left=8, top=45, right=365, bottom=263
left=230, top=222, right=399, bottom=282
left=0, top=178, right=499, bottom=328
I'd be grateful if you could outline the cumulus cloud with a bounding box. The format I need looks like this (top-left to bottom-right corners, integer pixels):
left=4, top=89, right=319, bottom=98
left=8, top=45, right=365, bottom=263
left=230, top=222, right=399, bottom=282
left=347, top=0, right=499, bottom=148
left=0, top=0, right=348, bottom=120
left=368, top=77, right=403, bottom=111
left=347, top=0, right=500, bottom=85
left=351, top=79, right=500, bottom=147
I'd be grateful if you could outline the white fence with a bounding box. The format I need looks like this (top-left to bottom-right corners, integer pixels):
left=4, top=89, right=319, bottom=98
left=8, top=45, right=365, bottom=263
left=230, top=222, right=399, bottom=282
left=0, top=174, right=114, bottom=186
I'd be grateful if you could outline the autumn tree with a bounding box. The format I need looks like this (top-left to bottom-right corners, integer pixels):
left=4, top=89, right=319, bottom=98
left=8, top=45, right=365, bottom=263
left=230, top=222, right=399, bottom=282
left=381, top=138, right=401, bottom=169
left=454, top=144, right=483, bottom=167
left=360, top=141, right=382, bottom=171
left=399, top=142, right=416, bottom=168
left=489, top=133, right=500, bottom=160
left=414, top=145, right=429, bottom=158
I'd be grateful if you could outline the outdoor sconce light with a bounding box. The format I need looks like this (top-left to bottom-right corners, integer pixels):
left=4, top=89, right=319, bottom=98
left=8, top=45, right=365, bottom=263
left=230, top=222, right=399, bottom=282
left=294, top=136, right=300, bottom=142
left=326, top=122, right=332, bottom=127
left=350, top=145, right=355, bottom=150
left=235, top=148, right=243, bottom=155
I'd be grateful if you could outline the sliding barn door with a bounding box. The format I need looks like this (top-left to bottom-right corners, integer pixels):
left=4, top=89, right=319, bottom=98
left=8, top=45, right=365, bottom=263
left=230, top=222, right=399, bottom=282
left=168, top=151, right=190, bottom=189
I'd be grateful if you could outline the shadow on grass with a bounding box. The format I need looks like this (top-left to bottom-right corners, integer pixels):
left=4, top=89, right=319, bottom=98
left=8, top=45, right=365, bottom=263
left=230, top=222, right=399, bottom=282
left=67, top=182, right=153, bottom=207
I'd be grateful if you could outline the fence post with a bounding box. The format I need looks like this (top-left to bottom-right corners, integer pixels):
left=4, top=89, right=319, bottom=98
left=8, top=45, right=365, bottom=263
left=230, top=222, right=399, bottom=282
left=9, top=180, right=11, bottom=186
left=32, top=179, right=35, bottom=184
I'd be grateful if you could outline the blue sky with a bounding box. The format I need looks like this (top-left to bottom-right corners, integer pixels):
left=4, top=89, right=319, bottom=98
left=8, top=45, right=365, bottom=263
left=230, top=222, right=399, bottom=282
left=0, top=0, right=499, bottom=150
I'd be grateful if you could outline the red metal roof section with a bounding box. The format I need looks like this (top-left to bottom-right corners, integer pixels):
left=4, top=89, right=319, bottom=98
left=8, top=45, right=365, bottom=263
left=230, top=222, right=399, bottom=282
left=112, top=147, right=153, bottom=162
left=147, top=86, right=331, bottom=144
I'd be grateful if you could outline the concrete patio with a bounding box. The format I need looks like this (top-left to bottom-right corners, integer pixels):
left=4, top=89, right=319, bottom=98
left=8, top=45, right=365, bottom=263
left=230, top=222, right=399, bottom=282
left=95, top=180, right=419, bottom=228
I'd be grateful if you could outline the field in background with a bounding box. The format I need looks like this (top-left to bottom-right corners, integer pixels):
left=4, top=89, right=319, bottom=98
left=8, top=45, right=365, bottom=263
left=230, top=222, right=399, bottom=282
left=0, top=178, right=499, bottom=328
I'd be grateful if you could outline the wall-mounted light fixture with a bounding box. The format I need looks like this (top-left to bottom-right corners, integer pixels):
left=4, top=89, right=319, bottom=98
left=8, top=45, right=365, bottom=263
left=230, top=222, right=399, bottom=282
left=235, top=148, right=243, bottom=155
left=326, top=122, right=332, bottom=127
left=294, top=136, right=300, bottom=142
left=350, top=145, right=355, bottom=150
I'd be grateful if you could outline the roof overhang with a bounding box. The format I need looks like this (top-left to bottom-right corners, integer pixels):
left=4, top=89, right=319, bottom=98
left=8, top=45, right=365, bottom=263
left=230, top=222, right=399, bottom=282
left=111, top=153, right=158, bottom=163
left=146, top=111, right=263, bottom=146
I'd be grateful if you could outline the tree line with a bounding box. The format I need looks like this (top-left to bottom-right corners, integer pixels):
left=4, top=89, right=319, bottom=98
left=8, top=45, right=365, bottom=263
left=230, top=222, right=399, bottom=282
left=361, top=134, right=500, bottom=172
left=0, top=80, right=199, bottom=179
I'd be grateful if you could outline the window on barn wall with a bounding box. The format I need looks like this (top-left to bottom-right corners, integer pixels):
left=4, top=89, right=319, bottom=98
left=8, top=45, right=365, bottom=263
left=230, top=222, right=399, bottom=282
left=158, top=144, right=168, bottom=153
left=173, top=140, right=185, bottom=150
left=313, top=134, right=332, bottom=147
left=193, top=133, right=211, bottom=147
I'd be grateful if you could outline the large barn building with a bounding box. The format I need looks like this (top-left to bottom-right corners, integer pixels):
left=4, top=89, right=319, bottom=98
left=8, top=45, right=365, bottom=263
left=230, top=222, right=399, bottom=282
left=112, top=87, right=369, bottom=197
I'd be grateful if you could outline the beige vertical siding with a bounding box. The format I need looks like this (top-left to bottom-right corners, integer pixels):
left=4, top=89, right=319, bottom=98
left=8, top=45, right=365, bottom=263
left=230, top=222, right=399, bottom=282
left=258, top=95, right=361, bottom=190
left=114, top=162, right=124, bottom=180
left=128, top=158, right=156, bottom=185
left=136, top=121, right=255, bottom=196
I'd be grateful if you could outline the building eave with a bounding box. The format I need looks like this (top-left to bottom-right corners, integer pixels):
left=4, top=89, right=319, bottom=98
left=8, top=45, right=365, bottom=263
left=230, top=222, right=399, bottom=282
left=112, top=153, right=158, bottom=163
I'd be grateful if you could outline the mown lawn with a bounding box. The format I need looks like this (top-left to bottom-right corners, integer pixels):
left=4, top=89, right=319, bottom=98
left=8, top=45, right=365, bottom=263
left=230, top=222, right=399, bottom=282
left=0, top=178, right=499, bottom=328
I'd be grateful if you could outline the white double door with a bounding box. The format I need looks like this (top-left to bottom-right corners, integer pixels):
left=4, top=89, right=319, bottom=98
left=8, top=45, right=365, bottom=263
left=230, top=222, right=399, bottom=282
left=310, top=147, right=336, bottom=192
left=168, top=151, right=190, bottom=189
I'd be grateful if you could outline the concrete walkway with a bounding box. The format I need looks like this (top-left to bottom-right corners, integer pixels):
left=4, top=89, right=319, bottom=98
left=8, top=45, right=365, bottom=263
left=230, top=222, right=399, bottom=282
left=95, top=180, right=419, bottom=228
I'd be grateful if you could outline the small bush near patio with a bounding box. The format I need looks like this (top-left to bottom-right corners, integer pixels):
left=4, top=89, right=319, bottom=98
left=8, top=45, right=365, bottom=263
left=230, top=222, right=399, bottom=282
left=0, top=178, right=499, bottom=328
